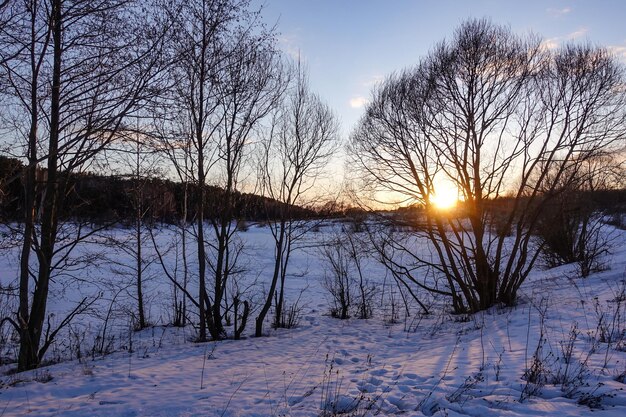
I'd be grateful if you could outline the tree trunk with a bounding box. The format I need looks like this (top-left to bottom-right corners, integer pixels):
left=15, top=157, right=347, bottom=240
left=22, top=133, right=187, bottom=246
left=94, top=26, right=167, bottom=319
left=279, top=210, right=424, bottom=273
left=209, top=219, right=227, bottom=339
left=196, top=150, right=207, bottom=341
left=135, top=141, right=146, bottom=330
left=136, top=206, right=146, bottom=329
left=17, top=0, right=45, bottom=372
left=255, top=221, right=285, bottom=336
left=180, top=181, right=189, bottom=326
left=18, top=0, right=62, bottom=371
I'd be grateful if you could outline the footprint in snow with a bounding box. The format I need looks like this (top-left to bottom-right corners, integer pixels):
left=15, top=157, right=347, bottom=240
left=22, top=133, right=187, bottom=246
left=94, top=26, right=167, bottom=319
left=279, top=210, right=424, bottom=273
left=99, top=400, right=124, bottom=405
left=367, top=376, right=383, bottom=386
left=357, top=383, right=376, bottom=393
left=370, top=369, right=388, bottom=376
left=398, top=384, right=412, bottom=393
left=387, top=394, right=413, bottom=411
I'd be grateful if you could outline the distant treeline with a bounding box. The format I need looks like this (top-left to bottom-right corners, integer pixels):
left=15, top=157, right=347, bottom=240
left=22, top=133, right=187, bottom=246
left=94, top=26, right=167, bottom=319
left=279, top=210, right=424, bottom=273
left=387, top=188, right=626, bottom=229
left=396, top=191, right=626, bottom=215
left=0, top=156, right=316, bottom=224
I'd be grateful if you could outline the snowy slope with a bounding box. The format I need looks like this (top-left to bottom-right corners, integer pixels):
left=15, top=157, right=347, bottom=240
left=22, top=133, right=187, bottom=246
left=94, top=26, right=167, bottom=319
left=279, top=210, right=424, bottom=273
left=1, top=223, right=625, bottom=416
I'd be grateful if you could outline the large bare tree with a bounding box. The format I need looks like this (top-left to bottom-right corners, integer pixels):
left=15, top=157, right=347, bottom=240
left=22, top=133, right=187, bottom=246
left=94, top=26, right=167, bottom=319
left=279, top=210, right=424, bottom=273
left=351, top=19, right=626, bottom=313
left=0, top=0, right=167, bottom=370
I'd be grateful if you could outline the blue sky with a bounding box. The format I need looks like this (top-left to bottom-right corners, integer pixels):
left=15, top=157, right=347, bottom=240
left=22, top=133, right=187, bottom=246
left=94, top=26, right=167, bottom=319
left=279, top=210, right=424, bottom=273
left=255, top=0, right=626, bottom=138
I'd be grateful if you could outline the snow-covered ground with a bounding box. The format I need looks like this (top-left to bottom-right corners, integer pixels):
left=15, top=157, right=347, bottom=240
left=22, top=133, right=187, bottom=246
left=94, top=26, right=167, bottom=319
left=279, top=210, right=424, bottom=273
left=1, top=222, right=625, bottom=416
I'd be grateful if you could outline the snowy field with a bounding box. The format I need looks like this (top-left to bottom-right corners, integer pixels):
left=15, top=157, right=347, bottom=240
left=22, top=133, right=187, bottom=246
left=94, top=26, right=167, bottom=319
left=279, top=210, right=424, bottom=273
left=1, top=222, right=626, bottom=416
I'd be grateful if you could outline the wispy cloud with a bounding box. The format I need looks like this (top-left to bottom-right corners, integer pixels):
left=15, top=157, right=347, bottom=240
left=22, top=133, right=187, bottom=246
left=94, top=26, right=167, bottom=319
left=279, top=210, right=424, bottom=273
left=567, top=27, right=588, bottom=40
left=547, top=7, right=571, bottom=16
left=349, top=96, right=369, bottom=109
left=541, top=38, right=560, bottom=50
left=363, top=75, right=384, bottom=88
left=540, top=27, right=588, bottom=50
left=608, top=44, right=626, bottom=63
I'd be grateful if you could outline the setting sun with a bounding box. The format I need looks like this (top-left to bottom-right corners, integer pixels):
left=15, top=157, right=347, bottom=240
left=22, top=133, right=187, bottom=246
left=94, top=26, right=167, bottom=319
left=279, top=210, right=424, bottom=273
left=430, top=184, right=459, bottom=210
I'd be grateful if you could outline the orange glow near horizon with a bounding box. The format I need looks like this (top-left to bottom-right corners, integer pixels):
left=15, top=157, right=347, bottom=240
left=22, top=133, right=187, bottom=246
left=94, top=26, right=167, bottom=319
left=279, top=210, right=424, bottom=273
left=429, top=182, right=459, bottom=210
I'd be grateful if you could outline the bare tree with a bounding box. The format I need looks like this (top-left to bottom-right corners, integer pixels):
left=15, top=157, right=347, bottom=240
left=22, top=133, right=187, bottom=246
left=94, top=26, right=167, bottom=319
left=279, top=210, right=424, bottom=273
left=321, top=230, right=375, bottom=320
left=321, top=235, right=352, bottom=320
left=103, top=126, right=164, bottom=330
left=536, top=154, right=622, bottom=276
left=0, top=0, right=167, bottom=370
left=159, top=0, right=245, bottom=341
left=350, top=19, right=626, bottom=313
left=206, top=29, right=286, bottom=339
left=255, top=63, right=338, bottom=336
left=152, top=112, right=194, bottom=327
left=0, top=0, right=51, bottom=371
left=161, top=0, right=284, bottom=340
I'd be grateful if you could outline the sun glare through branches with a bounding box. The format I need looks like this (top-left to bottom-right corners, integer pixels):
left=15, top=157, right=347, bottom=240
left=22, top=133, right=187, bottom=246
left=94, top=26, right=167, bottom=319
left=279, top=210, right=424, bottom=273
left=429, top=182, right=459, bottom=210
